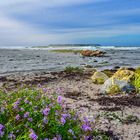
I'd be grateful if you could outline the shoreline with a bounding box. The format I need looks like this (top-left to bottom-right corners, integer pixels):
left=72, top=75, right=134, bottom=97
left=0, top=48, right=140, bottom=75
left=0, top=68, right=140, bottom=139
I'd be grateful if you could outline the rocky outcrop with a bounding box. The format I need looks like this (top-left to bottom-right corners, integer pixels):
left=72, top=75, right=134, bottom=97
left=81, top=50, right=105, bottom=57
left=91, top=71, right=109, bottom=84
left=100, top=68, right=136, bottom=94
left=113, top=68, right=134, bottom=82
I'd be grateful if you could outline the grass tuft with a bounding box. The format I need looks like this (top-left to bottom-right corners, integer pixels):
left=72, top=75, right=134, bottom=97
left=64, top=66, right=84, bottom=74
left=50, top=49, right=82, bottom=54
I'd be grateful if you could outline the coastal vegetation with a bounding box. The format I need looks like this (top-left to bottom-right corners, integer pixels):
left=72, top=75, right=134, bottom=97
left=91, top=67, right=140, bottom=95
left=131, top=68, right=140, bottom=93
left=0, top=87, right=110, bottom=140
left=64, top=66, right=84, bottom=74
left=50, top=49, right=82, bottom=54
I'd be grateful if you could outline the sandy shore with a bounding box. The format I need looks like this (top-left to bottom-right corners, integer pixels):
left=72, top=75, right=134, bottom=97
left=0, top=70, right=140, bottom=140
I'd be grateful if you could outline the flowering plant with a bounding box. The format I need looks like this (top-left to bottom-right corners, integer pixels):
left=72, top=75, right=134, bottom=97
left=0, top=86, right=109, bottom=140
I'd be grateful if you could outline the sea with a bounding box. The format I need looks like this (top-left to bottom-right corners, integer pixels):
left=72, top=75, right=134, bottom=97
left=0, top=45, right=140, bottom=75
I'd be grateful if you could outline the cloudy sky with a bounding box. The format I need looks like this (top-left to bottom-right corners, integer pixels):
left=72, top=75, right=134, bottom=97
left=0, top=0, right=140, bottom=46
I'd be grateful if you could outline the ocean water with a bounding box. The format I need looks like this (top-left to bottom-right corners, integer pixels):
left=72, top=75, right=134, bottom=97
left=0, top=46, right=140, bottom=75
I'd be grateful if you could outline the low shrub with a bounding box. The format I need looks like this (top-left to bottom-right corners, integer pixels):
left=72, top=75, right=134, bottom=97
left=101, top=70, right=115, bottom=77
left=107, top=84, right=121, bottom=95
left=64, top=66, right=84, bottom=74
left=50, top=49, right=82, bottom=53
left=0, top=87, right=109, bottom=140
left=93, top=78, right=105, bottom=85
left=131, top=73, right=140, bottom=93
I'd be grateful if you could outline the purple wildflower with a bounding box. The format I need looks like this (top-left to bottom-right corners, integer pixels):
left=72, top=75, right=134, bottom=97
left=43, top=107, right=50, bottom=116
left=28, top=118, right=33, bottom=122
left=24, top=99, right=29, bottom=104
left=20, top=107, right=25, bottom=111
left=43, top=118, right=48, bottom=124
left=43, top=88, right=47, bottom=93
left=24, top=112, right=30, bottom=118
left=55, top=110, right=59, bottom=115
left=62, top=114, right=68, bottom=119
left=56, top=87, right=63, bottom=94
left=57, top=96, right=62, bottom=104
left=83, top=136, right=91, bottom=140
left=83, top=117, right=89, bottom=123
left=37, top=83, right=42, bottom=88
left=0, top=107, right=5, bottom=113
left=0, top=124, right=4, bottom=138
left=13, top=99, right=20, bottom=109
left=57, top=135, right=62, bottom=140
left=29, top=102, right=32, bottom=105
left=81, top=124, right=92, bottom=132
left=8, top=132, right=16, bottom=139
left=15, top=114, right=20, bottom=120
left=44, top=138, right=48, bottom=140
left=29, top=129, right=34, bottom=132
left=0, top=124, right=4, bottom=131
left=68, top=129, right=74, bottom=135
left=61, top=117, right=66, bottom=125
left=52, top=137, right=57, bottom=140
left=29, top=132, right=38, bottom=140
left=0, top=131, right=4, bottom=138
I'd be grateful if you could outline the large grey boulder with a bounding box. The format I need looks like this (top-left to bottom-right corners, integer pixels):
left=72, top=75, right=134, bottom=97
left=100, top=77, right=135, bottom=94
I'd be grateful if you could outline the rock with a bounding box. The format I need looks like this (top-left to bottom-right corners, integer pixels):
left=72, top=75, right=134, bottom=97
left=113, top=66, right=120, bottom=70
left=121, top=84, right=136, bottom=94
left=100, top=77, right=136, bottom=94
left=81, top=50, right=105, bottom=57
left=84, top=65, right=93, bottom=68
left=113, top=68, right=134, bottom=82
left=100, top=68, right=137, bottom=94
left=127, top=67, right=135, bottom=71
left=100, top=78, right=127, bottom=94
left=91, top=71, right=109, bottom=84
left=93, top=59, right=98, bottom=62
left=81, top=50, right=93, bottom=57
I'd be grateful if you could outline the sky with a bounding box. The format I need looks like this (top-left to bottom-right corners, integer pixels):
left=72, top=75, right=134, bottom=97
left=0, top=0, right=140, bottom=46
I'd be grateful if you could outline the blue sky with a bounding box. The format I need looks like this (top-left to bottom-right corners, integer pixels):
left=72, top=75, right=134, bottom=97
left=0, top=0, right=140, bottom=46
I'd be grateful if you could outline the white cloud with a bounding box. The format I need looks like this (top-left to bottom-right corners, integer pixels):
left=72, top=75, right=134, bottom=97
left=0, top=0, right=140, bottom=46
left=0, top=14, right=140, bottom=46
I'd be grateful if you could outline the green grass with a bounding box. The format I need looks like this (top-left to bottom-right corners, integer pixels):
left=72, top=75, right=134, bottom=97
left=64, top=66, right=84, bottom=74
left=107, top=84, right=121, bottom=95
left=50, top=49, right=82, bottom=53
left=130, top=67, right=140, bottom=93
left=92, top=77, right=105, bottom=85
left=101, top=70, right=115, bottom=77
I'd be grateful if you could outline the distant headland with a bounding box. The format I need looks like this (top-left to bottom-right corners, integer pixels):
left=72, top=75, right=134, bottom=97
left=32, top=44, right=101, bottom=48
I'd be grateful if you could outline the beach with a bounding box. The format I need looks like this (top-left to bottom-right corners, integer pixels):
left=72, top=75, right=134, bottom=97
left=0, top=46, right=140, bottom=139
